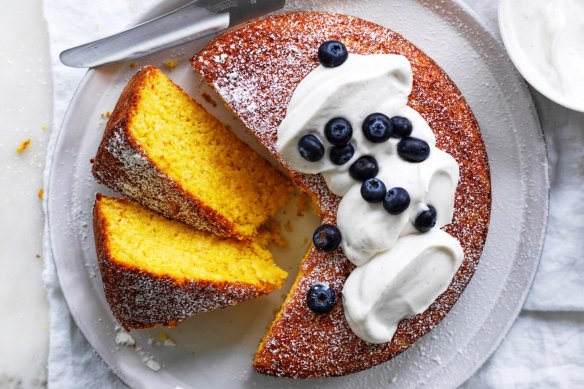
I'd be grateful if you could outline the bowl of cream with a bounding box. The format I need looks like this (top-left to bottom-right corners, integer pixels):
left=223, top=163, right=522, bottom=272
left=499, top=0, right=584, bottom=112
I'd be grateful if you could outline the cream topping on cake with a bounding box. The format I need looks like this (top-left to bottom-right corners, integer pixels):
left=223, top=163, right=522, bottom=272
left=343, top=229, right=463, bottom=343
left=277, top=53, right=464, bottom=343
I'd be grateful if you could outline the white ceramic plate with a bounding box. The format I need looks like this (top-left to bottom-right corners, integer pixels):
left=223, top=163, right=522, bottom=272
left=46, top=1, right=549, bottom=388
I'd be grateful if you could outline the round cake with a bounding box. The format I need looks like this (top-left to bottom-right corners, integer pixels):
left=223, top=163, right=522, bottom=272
left=193, top=11, right=491, bottom=378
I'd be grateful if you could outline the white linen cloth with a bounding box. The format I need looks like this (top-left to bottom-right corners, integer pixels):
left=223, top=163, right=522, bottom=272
left=43, top=1, right=155, bottom=387
left=42, top=0, right=584, bottom=387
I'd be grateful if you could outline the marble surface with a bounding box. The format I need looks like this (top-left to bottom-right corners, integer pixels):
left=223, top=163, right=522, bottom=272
left=1, top=0, right=583, bottom=388
left=0, top=0, right=51, bottom=387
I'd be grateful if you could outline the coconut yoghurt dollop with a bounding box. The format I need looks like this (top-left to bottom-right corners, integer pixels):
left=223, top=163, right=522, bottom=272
left=277, top=53, right=464, bottom=344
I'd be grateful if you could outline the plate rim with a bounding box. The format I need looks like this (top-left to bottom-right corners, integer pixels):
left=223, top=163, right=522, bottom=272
left=44, top=0, right=550, bottom=387
left=437, top=0, right=550, bottom=384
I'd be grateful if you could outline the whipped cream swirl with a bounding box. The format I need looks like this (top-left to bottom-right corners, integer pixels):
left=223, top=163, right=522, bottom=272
left=277, top=54, right=463, bottom=344
left=343, top=229, right=463, bottom=343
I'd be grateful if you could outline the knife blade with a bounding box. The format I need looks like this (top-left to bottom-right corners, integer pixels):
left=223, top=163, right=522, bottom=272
left=60, top=0, right=285, bottom=68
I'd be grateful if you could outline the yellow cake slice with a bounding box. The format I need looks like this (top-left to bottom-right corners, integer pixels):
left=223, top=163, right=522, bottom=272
left=94, top=194, right=288, bottom=330
left=92, top=66, right=291, bottom=239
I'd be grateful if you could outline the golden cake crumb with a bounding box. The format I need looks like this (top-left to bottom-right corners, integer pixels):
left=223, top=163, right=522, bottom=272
left=41, top=124, right=49, bottom=131
left=201, top=92, right=218, bottom=107
left=156, top=331, right=176, bottom=346
left=38, top=188, right=44, bottom=200
left=295, top=193, right=310, bottom=217
left=257, top=220, right=289, bottom=248
left=164, top=59, right=178, bottom=70
left=16, top=138, right=31, bottom=153
left=129, top=62, right=138, bottom=69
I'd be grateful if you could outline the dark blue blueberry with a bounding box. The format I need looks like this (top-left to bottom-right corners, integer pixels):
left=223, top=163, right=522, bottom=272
left=329, top=143, right=354, bottom=165
left=298, top=134, right=325, bottom=162
left=397, top=137, right=430, bottom=162
left=383, top=187, right=411, bottom=215
left=313, top=224, right=342, bottom=252
left=414, top=205, right=437, bottom=232
left=325, top=117, right=353, bottom=146
left=391, top=116, right=413, bottom=138
left=317, top=40, right=348, bottom=68
left=349, top=156, right=379, bottom=181
left=306, top=282, right=336, bottom=313
left=361, top=178, right=387, bottom=203
left=362, top=113, right=393, bottom=143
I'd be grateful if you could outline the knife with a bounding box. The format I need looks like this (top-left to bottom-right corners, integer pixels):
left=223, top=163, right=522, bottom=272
left=60, top=0, right=285, bottom=68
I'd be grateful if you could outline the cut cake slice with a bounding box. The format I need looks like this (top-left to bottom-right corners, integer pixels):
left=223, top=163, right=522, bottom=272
left=92, top=66, right=290, bottom=240
left=93, top=194, right=288, bottom=330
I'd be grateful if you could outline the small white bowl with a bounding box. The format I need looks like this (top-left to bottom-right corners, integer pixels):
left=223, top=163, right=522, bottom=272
left=499, top=0, right=584, bottom=112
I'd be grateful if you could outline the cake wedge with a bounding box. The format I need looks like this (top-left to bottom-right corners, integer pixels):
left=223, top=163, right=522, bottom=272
left=92, top=66, right=291, bottom=240
left=93, top=194, right=288, bottom=330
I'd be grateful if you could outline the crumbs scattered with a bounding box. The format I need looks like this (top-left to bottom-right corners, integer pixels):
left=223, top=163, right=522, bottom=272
left=129, top=62, right=138, bottom=69
left=16, top=138, right=31, bottom=153
left=115, top=331, right=136, bottom=347
left=201, top=92, right=218, bottom=107
left=100, top=111, right=112, bottom=119
left=144, top=359, right=161, bottom=371
left=136, top=344, right=162, bottom=371
left=41, top=124, right=49, bottom=131
left=164, top=59, right=178, bottom=70
left=284, top=221, right=293, bottom=233
left=114, top=325, right=162, bottom=372
left=295, top=194, right=310, bottom=217
left=258, top=220, right=289, bottom=248
left=148, top=331, right=176, bottom=347
left=38, top=188, right=44, bottom=200
left=35, top=254, right=41, bottom=259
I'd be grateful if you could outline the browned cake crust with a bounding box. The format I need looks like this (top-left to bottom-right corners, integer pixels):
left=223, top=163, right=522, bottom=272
left=193, top=12, right=491, bottom=378
left=92, top=66, right=241, bottom=239
left=93, top=194, right=277, bottom=331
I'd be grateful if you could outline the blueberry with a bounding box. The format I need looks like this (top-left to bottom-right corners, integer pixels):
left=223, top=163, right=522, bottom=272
left=349, top=156, right=379, bottom=181
left=391, top=116, right=413, bottom=138
left=313, top=224, right=342, bottom=252
left=397, top=137, right=430, bottom=162
left=317, top=40, right=348, bottom=68
left=325, top=117, right=352, bottom=146
left=383, top=187, right=410, bottom=215
left=414, top=205, right=437, bottom=232
left=361, top=178, right=387, bottom=203
left=298, top=134, right=325, bottom=162
left=329, top=143, right=354, bottom=165
left=306, top=282, right=336, bottom=313
left=362, top=113, right=393, bottom=143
